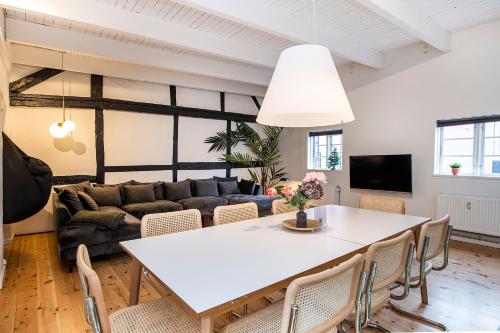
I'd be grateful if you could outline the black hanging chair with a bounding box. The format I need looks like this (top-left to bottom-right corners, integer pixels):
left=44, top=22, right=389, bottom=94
left=3, top=132, right=53, bottom=224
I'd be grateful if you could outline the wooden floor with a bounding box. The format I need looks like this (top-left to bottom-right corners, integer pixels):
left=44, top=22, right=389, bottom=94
left=0, top=232, right=499, bottom=333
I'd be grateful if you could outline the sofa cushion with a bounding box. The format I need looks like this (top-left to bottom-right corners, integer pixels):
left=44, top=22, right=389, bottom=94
left=194, top=179, right=219, bottom=197
left=70, top=210, right=125, bottom=230
left=58, top=188, right=85, bottom=215
left=124, top=184, right=156, bottom=204
left=99, top=206, right=141, bottom=225
left=223, top=194, right=280, bottom=212
left=218, top=181, right=241, bottom=195
left=93, top=181, right=132, bottom=202
left=85, top=186, right=122, bottom=207
left=163, top=181, right=192, bottom=201
left=54, top=180, right=91, bottom=194
left=176, top=196, right=228, bottom=216
left=213, top=176, right=238, bottom=183
left=78, top=191, right=99, bottom=211
left=238, top=179, right=256, bottom=195
left=121, top=200, right=183, bottom=220
left=131, top=180, right=165, bottom=200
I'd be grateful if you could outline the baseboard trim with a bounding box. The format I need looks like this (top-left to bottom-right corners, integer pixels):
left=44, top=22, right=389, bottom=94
left=451, top=229, right=500, bottom=248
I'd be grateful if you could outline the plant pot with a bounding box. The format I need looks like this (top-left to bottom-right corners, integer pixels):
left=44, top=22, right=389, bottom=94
left=296, top=209, right=307, bottom=228
left=451, top=167, right=460, bottom=176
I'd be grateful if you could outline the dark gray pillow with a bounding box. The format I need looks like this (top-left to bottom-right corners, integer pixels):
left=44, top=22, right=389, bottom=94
left=93, top=181, right=132, bottom=202
left=70, top=210, right=125, bottom=230
left=84, top=186, right=122, bottom=207
left=131, top=180, right=164, bottom=200
left=78, top=191, right=99, bottom=211
left=195, top=180, right=219, bottom=197
left=54, top=180, right=91, bottom=194
left=58, top=188, right=85, bottom=215
left=213, top=176, right=238, bottom=183
left=218, top=181, right=241, bottom=195
left=163, top=181, right=192, bottom=201
left=124, top=184, right=156, bottom=204
left=238, top=179, right=256, bottom=195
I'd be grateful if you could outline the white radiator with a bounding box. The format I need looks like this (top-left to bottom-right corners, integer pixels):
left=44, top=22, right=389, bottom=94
left=437, top=194, right=500, bottom=236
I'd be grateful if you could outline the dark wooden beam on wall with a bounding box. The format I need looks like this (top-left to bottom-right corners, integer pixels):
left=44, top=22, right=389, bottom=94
left=251, top=96, right=261, bottom=110
left=221, top=92, right=231, bottom=177
left=9, top=68, right=64, bottom=94
left=170, top=85, right=179, bottom=182
left=53, top=175, right=97, bottom=186
left=9, top=94, right=258, bottom=123
left=91, top=74, right=105, bottom=184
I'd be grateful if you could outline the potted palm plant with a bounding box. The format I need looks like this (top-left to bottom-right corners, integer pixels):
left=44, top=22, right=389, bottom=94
left=450, top=162, right=461, bottom=175
left=204, top=121, right=286, bottom=190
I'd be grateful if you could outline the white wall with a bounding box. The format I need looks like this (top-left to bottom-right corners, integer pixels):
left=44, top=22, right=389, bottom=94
left=282, top=20, right=500, bottom=218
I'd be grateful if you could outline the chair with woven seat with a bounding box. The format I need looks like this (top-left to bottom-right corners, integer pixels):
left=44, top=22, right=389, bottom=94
left=141, top=209, right=202, bottom=238
left=359, top=230, right=415, bottom=332
left=359, top=195, right=405, bottom=214
left=76, top=244, right=200, bottom=333
left=389, top=215, right=452, bottom=331
left=272, top=199, right=299, bottom=215
left=221, top=253, right=367, bottom=333
left=213, top=202, right=259, bottom=226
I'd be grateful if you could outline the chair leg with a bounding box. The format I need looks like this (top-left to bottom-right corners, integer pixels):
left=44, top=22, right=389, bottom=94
left=420, top=279, right=429, bottom=305
left=388, top=301, right=448, bottom=331
left=367, top=322, right=391, bottom=332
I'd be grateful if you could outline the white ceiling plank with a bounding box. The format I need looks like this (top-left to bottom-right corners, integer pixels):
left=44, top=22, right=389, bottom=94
left=0, top=0, right=279, bottom=68
left=177, top=0, right=384, bottom=69
left=6, top=18, right=272, bottom=86
left=353, top=0, right=451, bottom=52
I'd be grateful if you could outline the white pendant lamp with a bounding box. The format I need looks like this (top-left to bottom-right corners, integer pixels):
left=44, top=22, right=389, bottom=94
left=49, top=52, right=75, bottom=138
left=257, top=1, right=354, bottom=128
left=49, top=122, right=68, bottom=138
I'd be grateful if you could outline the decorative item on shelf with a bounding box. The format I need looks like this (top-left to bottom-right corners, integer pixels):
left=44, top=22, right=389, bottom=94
left=327, top=147, right=341, bottom=170
left=49, top=52, right=76, bottom=138
left=256, top=0, right=354, bottom=128
left=268, top=172, right=326, bottom=230
left=450, top=162, right=461, bottom=176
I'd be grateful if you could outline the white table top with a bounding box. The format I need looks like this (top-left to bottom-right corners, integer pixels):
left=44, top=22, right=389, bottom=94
left=120, top=204, right=429, bottom=315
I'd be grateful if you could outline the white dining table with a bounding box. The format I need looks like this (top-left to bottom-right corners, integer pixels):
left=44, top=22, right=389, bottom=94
left=120, top=204, right=430, bottom=333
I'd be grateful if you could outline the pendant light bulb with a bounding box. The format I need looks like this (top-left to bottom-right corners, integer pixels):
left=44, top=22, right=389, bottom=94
left=62, top=119, right=76, bottom=132
left=49, top=122, right=68, bottom=138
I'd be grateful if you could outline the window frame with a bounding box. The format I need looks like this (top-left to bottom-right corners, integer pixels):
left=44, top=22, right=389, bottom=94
left=307, top=129, right=343, bottom=171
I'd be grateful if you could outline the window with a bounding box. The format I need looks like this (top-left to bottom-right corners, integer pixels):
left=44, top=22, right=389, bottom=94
left=435, top=116, right=500, bottom=176
left=308, top=130, right=343, bottom=170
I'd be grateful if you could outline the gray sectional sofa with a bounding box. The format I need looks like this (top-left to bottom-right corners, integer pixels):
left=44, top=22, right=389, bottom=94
left=53, top=177, right=278, bottom=271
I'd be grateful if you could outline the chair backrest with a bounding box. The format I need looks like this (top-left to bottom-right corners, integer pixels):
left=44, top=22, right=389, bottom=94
left=359, top=195, right=405, bottom=214
left=272, top=199, right=298, bottom=215
left=213, top=202, right=259, bottom=226
left=364, top=230, right=413, bottom=292
left=77, top=244, right=111, bottom=333
left=141, top=209, right=202, bottom=238
left=280, top=253, right=365, bottom=333
left=417, top=215, right=451, bottom=261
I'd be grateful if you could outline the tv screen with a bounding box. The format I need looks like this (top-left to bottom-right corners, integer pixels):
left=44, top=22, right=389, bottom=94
left=349, top=154, right=412, bottom=193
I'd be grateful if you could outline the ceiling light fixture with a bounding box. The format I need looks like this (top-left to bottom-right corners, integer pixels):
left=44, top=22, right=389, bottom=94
left=257, top=0, right=354, bottom=128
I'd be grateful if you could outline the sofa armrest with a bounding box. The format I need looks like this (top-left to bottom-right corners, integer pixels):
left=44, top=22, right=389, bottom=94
left=53, top=193, right=72, bottom=228
left=253, top=184, right=264, bottom=195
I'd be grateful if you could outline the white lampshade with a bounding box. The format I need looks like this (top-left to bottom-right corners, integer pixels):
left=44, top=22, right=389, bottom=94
left=62, top=119, right=76, bottom=132
left=49, top=122, right=68, bottom=138
left=257, top=44, right=354, bottom=127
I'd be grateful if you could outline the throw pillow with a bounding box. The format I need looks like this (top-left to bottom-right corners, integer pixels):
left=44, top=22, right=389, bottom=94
left=123, top=184, right=156, bottom=204
left=54, top=180, right=91, bottom=194
left=70, top=210, right=125, bottom=230
left=213, top=176, right=238, bottom=183
left=163, top=181, right=192, bottom=201
left=84, top=186, right=122, bottom=207
left=58, top=188, right=85, bottom=215
left=218, top=181, right=241, bottom=195
left=78, top=191, right=99, bottom=211
left=93, top=181, right=132, bottom=202
left=194, top=180, right=219, bottom=197
left=238, top=179, right=256, bottom=195
left=131, top=180, right=164, bottom=200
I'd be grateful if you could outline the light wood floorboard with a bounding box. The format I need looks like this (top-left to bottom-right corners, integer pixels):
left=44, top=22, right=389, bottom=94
left=0, top=232, right=499, bottom=332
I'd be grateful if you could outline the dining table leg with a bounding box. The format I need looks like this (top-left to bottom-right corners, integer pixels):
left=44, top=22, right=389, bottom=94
left=200, top=315, right=213, bottom=333
left=128, top=258, right=142, bottom=306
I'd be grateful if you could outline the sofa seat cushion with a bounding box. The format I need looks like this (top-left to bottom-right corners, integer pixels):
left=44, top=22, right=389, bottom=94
left=99, top=206, right=141, bottom=225
left=57, top=217, right=140, bottom=249
left=223, top=194, right=280, bottom=212
left=121, top=200, right=183, bottom=220
left=176, top=196, right=228, bottom=216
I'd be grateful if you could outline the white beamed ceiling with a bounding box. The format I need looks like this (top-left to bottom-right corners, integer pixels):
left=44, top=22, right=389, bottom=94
left=2, top=0, right=500, bottom=87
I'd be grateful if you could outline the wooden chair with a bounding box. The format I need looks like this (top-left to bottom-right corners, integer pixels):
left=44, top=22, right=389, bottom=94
left=76, top=244, right=200, bottom=333
left=272, top=199, right=299, bottom=215
left=390, top=215, right=452, bottom=331
left=359, top=195, right=405, bottom=214
left=360, top=230, right=415, bottom=332
left=221, top=253, right=367, bottom=333
left=213, top=202, right=259, bottom=226
left=141, top=209, right=202, bottom=238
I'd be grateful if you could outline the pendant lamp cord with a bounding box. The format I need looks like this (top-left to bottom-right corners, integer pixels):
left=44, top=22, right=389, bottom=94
left=312, top=0, right=318, bottom=43
left=61, top=52, right=65, bottom=122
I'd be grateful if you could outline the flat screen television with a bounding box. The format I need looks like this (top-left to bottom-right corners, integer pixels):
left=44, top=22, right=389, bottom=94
left=349, top=154, right=412, bottom=193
